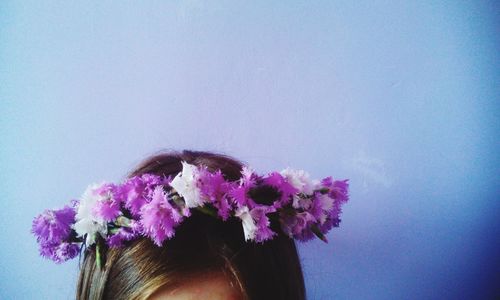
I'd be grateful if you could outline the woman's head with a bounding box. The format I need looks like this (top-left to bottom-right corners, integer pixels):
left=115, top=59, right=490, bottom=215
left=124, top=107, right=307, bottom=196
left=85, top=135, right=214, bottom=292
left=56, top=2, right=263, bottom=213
left=76, top=150, right=306, bottom=300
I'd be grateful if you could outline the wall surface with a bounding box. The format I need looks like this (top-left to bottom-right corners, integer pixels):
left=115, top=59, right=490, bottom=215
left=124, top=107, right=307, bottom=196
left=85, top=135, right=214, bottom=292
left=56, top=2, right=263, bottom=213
left=1, top=1, right=498, bottom=299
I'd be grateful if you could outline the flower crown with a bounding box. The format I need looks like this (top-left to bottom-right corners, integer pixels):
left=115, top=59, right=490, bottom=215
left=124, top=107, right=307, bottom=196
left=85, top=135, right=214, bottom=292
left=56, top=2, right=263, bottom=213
left=32, top=162, right=349, bottom=267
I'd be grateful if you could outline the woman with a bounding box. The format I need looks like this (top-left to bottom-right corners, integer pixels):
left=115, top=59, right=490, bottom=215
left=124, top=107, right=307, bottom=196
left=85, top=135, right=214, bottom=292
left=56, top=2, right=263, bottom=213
left=32, top=150, right=349, bottom=300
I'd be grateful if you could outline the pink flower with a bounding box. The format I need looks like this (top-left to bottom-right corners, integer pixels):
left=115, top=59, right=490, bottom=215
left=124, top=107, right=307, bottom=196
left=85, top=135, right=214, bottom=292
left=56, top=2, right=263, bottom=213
left=140, top=186, right=183, bottom=246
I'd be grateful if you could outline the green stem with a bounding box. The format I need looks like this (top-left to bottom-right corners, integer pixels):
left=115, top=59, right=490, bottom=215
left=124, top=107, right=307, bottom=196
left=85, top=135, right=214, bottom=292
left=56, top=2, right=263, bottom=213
left=96, top=242, right=102, bottom=269
left=311, top=224, right=328, bottom=243
left=115, top=216, right=131, bottom=227
left=195, top=205, right=219, bottom=218
left=171, top=195, right=184, bottom=207
left=317, top=188, right=330, bottom=195
left=109, top=227, right=121, bottom=234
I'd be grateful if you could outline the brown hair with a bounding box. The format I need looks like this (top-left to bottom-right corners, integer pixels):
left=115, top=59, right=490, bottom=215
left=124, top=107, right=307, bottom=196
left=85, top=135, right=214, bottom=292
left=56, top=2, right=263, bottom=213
left=76, top=150, right=306, bottom=300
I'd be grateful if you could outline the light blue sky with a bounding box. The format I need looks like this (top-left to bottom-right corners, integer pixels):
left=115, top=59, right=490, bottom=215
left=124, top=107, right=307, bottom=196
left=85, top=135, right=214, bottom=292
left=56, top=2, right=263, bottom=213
left=1, top=1, right=498, bottom=299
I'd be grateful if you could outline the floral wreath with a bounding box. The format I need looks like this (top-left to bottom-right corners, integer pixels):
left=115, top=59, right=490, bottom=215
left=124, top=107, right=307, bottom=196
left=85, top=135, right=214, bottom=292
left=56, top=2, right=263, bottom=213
left=32, top=161, right=349, bottom=267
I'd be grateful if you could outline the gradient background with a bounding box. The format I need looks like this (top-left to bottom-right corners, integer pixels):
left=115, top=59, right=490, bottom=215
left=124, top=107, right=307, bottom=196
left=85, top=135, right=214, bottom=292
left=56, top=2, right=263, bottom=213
left=1, top=1, right=499, bottom=299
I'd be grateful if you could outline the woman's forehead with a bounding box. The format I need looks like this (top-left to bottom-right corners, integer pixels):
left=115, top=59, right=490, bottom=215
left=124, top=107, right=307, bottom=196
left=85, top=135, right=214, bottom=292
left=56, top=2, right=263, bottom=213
left=147, top=272, right=245, bottom=300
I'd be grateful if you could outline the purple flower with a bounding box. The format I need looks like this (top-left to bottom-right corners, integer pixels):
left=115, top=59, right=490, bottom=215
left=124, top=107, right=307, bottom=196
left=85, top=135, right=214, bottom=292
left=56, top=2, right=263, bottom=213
left=92, top=199, right=121, bottom=221
left=54, top=242, right=80, bottom=263
left=235, top=204, right=276, bottom=243
left=139, top=186, right=183, bottom=246
left=90, top=183, right=122, bottom=221
left=32, top=164, right=350, bottom=266
left=317, top=216, right=341, bottom=234
left=292, top=196, right=312, bottom=210
left=240, top=166, right=258, bottom=186
left=106, top=222, right=141, bottom=248
left=38, top=241, right=80, bottom=264
left=262, top=172, right=298, bottom=208
left=31, top=204, right=81, bottom=263
left=314, top=177, right=350, bottom=234
left=32, top=205, right=76, bottom=244
left=106, top=231, right=126, bottom=248
left=116, top=174, right=166, bottom=217
left=321, top=177, right=349, bottom=203
left=229, top=184, right=253, bottom=208
left=197, top=168, right=234, bottom=220
left=251, top=206, right=277, bottom=243
left=229, top=167, right=258, bottom=209
left=38, top=240, right=57, bottom=259
left=331, top=179, right=349, bottom=202
left=116, top=177, right=145, bottom=216
left=279, top=211, right=316, bottom=242
left=308, top=193, right=334, bottom=225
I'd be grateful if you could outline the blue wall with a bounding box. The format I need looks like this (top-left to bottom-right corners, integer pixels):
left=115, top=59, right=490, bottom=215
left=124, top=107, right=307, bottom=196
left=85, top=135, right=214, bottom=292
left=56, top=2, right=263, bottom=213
left=1, top=1, right=498, bottom=299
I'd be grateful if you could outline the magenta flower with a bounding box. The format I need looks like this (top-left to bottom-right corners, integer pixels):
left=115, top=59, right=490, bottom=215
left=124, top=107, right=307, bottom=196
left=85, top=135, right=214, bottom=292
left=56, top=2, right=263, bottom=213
left=197, top=168, right=234, bottom=220
left=140, top=186, right=183, bottom=246
left=321, top=177, right=349, bottom=203
left=229, top=184, right=253, bottom=208
left=262, top=172, right=298, bottom=208
left=235, top=204, right=276, bottom=243
left=251, top=206, right=277, bottom=243
left=319, top=177, right=349, bottom=231
left=229, top=166, right=258, bottom=209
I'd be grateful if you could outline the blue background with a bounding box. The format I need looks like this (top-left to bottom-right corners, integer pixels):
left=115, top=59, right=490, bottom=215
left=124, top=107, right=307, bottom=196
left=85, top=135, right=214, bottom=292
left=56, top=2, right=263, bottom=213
left=1, top=1, right=498, bottom=299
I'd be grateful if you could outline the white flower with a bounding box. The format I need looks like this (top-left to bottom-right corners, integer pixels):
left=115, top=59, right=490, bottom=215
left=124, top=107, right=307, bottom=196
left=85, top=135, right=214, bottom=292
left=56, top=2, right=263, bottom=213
left=240, top=166, right=254, bottom=183
left=235, top=206, right=256, bottom=241
left=315, top=193, right=334, bottom=224
left=292, top=196, right=312, bottom=210
left=280, top=168, right=318, bottom=195
left=72, top=183, right=108, bottom=245
left=170, top=161, right=203, bottom=208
